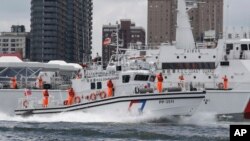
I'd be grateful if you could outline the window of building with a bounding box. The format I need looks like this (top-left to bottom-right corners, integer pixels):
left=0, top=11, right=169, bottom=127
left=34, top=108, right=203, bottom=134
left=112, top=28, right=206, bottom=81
left=11, top=48, right=15, bottom=51
left=11, top=39, right=15, bottom=42
left=2, top=39, right=8, bottom=42
left=2, top=48, right=8, bottom=51
left=122, top=75, right=130, bottom=83
left=11, top=44, right=15, bottom=47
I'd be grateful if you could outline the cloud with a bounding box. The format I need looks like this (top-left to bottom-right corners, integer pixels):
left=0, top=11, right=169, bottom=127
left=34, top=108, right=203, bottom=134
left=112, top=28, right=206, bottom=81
left=0, top=0, right=31, bottom=31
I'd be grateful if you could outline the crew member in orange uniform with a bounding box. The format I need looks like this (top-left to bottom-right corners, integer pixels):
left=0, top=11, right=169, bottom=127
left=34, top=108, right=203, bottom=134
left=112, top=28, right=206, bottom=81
left=42, top=89, right=49, bottom=108
left=157, top=73, right=163, bottom=93
left=179, top=74, right=185, bottom=87
left=107, top=79, right=114, bottom=97
left=38, top=76, right=43, bottom=89
left=67, top=87, right=75, bottom=105
left=222, top=75, right=228, bottom=89
left=10, top=77, right=17, bottom=89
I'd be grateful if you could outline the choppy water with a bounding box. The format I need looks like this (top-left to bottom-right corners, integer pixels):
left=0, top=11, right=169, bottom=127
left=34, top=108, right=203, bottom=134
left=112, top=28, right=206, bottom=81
left=0, top=111, right=248, bottom=141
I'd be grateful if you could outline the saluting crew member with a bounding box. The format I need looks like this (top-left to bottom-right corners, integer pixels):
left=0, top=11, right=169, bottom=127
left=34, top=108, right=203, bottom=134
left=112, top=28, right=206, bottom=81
left=157, top=73, right=163, bottom=93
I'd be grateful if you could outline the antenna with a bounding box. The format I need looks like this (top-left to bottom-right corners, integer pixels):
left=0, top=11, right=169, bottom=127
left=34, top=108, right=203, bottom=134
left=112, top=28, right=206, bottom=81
left=176, top=0, right=195, bottom=49
left=225, top=0, right=230, bottom=40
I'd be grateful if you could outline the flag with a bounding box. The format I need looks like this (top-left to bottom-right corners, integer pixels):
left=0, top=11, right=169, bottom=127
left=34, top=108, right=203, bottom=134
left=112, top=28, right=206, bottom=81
left=103, top=38, right=111, bottom=45
left=24, top=88, right=32, bottom=96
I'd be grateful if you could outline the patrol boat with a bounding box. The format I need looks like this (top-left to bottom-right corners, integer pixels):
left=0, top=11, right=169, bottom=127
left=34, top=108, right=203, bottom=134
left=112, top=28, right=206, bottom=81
left=124, top=0, right=250, bottom=118
left=15, top=54, right=206, bottom=117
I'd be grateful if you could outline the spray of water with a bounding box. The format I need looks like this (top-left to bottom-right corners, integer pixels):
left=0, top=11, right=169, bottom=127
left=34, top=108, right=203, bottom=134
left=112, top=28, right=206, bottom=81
left=0, top=110, right=246, bottom=127
left=0, top=111, right=159, bottom=123
left=180, top=112, right=217, bottom=125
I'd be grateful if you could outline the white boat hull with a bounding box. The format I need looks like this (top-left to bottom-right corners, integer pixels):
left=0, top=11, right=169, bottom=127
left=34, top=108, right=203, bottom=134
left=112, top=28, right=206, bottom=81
left=1, top=89, right=250, bottom=118
left=197, top=90, right=250, bottom=118
left=0, top=89, right=68, bottom=115
left=14, top=92, right=205, bottom=117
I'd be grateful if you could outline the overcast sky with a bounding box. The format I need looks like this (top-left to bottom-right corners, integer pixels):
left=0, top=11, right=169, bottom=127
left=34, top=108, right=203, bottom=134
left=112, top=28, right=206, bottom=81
left=0, top=0, right=250, bottom=57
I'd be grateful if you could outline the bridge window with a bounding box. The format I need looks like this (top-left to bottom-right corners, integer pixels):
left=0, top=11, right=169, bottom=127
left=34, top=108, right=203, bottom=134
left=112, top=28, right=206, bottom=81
left=149, top=75, right=156, bottom=82
left=162, top=62, right=215, bottom=69
left=226, top=44, right=233, bottom=55
left=90, top=83, right=95, bottom=90
left=97, top=82, right=102, bottom=89
left=122, top=75, right=130, bottom=83
left=134, top=75, right=149, bottom=81
left=241, top=44, right=248, bottom=50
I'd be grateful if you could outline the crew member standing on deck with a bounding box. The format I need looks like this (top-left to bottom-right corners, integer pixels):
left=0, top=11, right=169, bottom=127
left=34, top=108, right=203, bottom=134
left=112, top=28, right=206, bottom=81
left=222, top=75, right=228, bottom=90
left=107, top=79, right=114, bottom=97
left=42, top=89, right=49, bottom=108
left=10, top=77, right=17, bottom=89
left=38, top=76, right=43, bottom=89
left=157, top=73, right=163, bottom=93
left=67, top=87, right=75, bottom=105
left=179, top=74, right=185, bottom=88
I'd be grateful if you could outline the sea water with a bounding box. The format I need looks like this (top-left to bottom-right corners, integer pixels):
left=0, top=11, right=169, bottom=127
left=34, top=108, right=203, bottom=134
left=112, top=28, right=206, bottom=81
left=0, top=111, right=247, bottom=141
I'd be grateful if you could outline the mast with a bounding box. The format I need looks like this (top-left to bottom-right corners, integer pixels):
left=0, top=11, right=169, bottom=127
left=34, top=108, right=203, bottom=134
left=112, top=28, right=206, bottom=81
left=176, top=0, right=195, bottom=49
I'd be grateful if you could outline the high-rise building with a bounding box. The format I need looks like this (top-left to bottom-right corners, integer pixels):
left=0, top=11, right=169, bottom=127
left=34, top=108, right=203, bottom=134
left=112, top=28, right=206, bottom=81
left=0, top=25, right=30, bottom=59
left=148, top=0, right=223, bottom=45
left=102, top=19, right=145, bottom=67
left=30, top=0, right=93, bottom=63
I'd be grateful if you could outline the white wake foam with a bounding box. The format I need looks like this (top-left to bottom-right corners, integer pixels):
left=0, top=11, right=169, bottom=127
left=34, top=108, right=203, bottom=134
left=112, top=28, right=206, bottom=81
left=178, top=112, right=230, bottom=128
left=0, top=111, right=157, bottom=123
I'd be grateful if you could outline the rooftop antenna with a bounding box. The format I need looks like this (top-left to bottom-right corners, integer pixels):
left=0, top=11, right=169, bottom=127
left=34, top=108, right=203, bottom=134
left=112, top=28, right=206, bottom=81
left=224, top=0, right=230, bottom=40
left=176, top=0, right=195, bottom=49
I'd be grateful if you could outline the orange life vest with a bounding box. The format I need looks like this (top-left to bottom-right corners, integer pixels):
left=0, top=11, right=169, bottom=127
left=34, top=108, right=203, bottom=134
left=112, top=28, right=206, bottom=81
left=157, top=75, right=163, bottom=82
left=107, top=80, right=113, bottom=88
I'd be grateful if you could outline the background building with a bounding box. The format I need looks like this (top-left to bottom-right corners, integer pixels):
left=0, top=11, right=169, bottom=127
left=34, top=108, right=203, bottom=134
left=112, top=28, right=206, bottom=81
left=102, top=19, right=145, bottom=67
left=30, top=0, right=93, bottom=63
left=0, top=25, right=30, bottom=59
left=148, top=0, right=223, bottom=45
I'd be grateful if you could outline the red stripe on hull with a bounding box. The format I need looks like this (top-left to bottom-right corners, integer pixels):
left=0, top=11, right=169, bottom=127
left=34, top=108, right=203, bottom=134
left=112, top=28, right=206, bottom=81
left=244, top=99, right=250, bottom=119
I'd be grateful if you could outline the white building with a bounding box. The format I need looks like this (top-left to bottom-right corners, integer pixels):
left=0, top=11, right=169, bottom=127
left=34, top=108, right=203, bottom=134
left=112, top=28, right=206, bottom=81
left=0, top=32, right=30, bottom=59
